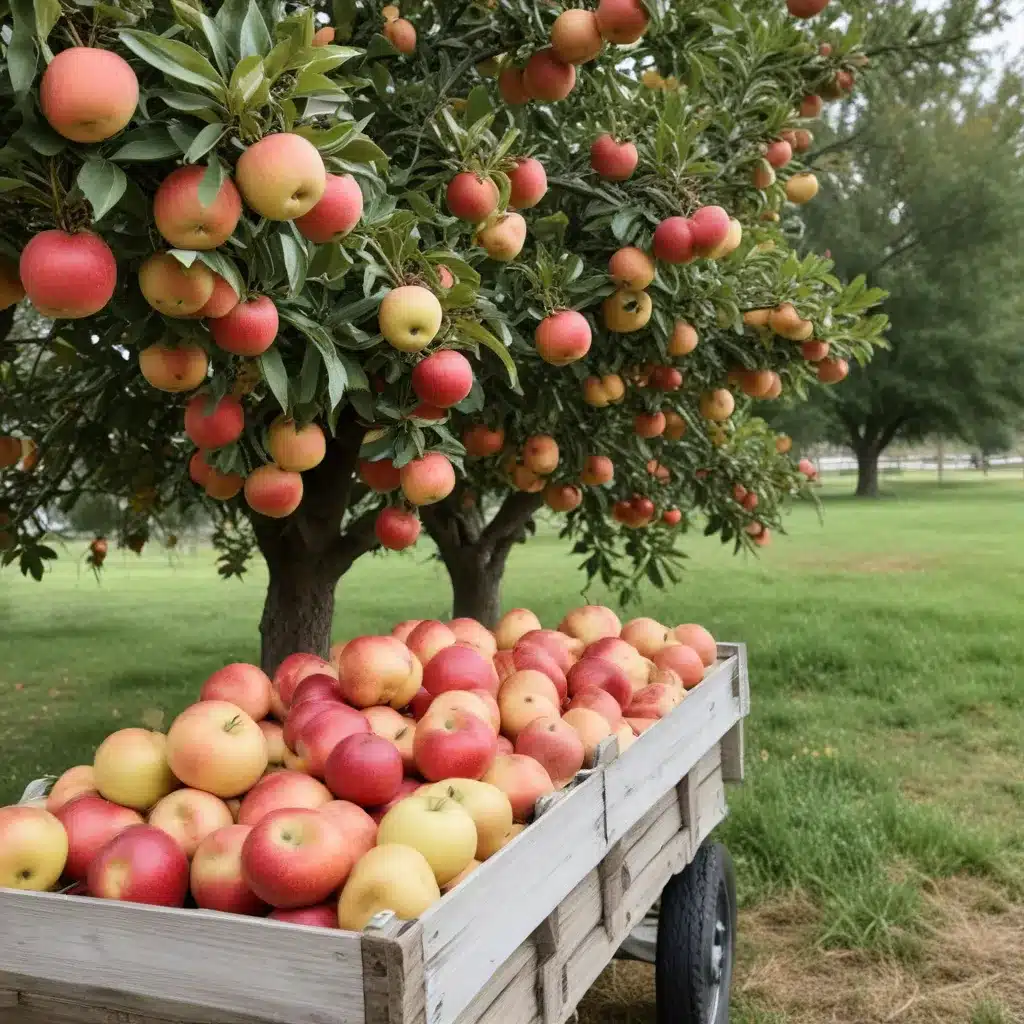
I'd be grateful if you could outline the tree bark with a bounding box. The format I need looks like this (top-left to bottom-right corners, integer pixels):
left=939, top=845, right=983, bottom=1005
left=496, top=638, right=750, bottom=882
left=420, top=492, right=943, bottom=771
left=446, top=542, right=511, bottom=627
left=854, top=444, right=881, bottom=498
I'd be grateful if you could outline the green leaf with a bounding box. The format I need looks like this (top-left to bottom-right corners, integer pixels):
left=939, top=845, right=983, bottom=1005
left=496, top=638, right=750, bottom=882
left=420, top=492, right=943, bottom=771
left=332, top=0, right=357, bottom=41
left=109, top=127, right=183, bottom=160
left=239, top=0, right=272, bottom=58
left=466, top=85, right=491, bottom=125
left=279, top=310, right=347, bottom=408
left=184, top=122, right=225, bottom=163
left=0, top=177, right=32, bottom=192
left=337, top=353, right=369, bottom=391
left=198, top=11, right=232, bottom=78
left=259, top=347, right=290, bottom=414
left=76, top=159, right=128, bottom=222
left=150, top=89, right=223, bottom=115
left=198, top=158, right=227, bottom=207
left=228, top=54, right=265, bottom=110
left=297, top=344, right=321, bottom=404
left=278, top=231, right=308, bottom=296
left=196, top=250, right=243, bottom=297
left=33, top=0, right=61, bottom=40
left=454, top=318, right=519, bottom=390
left=8, top=1, right=39, bottom=95
left=118, top=29, right=226, bottom=96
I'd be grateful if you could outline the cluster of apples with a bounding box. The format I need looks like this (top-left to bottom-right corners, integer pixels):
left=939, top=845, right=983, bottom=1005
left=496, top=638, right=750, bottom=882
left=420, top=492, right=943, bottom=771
left=743, top=304, right=849, bottom=386
left=0, top=604, right=717, bottom=930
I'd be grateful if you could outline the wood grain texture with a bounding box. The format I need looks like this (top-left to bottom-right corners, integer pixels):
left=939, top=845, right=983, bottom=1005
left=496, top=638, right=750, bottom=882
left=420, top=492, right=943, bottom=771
left=421, top=771, right=608, bottom=1024
left=604, top=656, right=741, bottom=844
left=451, top=945, right=537, bottom=1024
left=0, top=890, right=365, bottom=1024
left=721, top=719, right=745, bottom=782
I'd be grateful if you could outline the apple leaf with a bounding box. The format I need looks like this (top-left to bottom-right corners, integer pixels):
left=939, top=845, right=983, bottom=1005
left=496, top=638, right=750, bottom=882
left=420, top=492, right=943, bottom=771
left=259, top=347, right=291, bottom=414
left=77, top=159, right=128, bottom=223
left=184, top=122, right=225, bottom=163
left=118, top=29, right=227, bottom=97
left=198, top=157, right=227, bottom=207
left=454, top=318, right=519, bottom=391
left=239, top=0, right=273, bottom=58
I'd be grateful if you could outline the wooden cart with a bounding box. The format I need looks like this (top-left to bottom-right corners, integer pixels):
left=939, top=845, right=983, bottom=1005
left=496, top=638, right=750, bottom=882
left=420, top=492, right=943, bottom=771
left=0, top=643, right=749, bottom=1024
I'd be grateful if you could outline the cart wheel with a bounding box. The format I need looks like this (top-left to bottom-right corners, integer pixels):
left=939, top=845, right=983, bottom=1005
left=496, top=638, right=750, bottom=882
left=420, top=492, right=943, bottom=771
left=655, top=841, right=737, bottom=1024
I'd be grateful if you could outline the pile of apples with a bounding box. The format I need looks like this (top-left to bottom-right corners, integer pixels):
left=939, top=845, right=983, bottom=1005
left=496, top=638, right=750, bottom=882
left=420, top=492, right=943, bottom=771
left=0, top=605, right=717, bottom=931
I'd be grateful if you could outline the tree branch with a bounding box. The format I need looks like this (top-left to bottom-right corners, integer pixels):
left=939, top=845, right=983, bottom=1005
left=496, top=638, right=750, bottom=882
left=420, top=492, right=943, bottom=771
left=877, top=415, right=910, bottom=452
left=328, top=506, right=381, bottom=577
left=865, top=31, right=973, bottom=60
left=480, top=491, right=544, bottom=551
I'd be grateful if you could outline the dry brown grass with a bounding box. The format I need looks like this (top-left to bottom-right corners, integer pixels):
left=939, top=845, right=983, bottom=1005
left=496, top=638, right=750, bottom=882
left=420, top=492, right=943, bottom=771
left=577, top=879, right=1024, bottom=1024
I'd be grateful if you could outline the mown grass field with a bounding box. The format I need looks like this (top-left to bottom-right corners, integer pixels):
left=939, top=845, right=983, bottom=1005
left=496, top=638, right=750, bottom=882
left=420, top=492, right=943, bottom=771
left=2, top=471, right=1022, bottom=1022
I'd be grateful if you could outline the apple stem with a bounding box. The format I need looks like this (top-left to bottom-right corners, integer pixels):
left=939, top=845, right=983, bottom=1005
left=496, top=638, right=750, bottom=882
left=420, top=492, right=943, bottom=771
left=224, top=715, right=243, bottom=734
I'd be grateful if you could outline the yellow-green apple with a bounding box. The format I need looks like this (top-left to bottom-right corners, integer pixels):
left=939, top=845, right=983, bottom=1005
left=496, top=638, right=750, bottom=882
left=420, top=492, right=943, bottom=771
left=235, top=133, right=326, bottom=220
left=147, top=788, right=234, bottom=858
left=0, top=257, right=25, bottom=310
left=414, top=710, right=499, bottom=782
left=699, top=389, right=735, bottom=421
left=512, top=640, right=568, bottom=703
left=482, top=754, right=555, bottom=822
left=0, top=806, right=68, bottom=891
left=411, top=350, right=474, bottom=408
left=419, top=779, right=513, bottom=861
left=568, top=688, right=623, bottom=729
left=209, top=296, right=279, bottom=356
left=377, top=794, right=477, bottom=885
left=507, top=157, right=548, bottom=209
left=652, top=644, right=706, bottom=688
left=294, top=173, right=363, bottom=242
left=286, top=673, right=340, bottom=709
left=46, top=765, right=97, bottom=813
left=266, top=418, right=326, bottom=473
left=283, top=698, right=344, bottom=750
left=139, top=343, right=208, bottom=393
left=652, top=216, right=694, bottom=264
left=494, top=608, right=543, bottom=650
left=498, top=670, right=561, bottom=740
left=590, top=134, right=638, bottom=181
left=514, top=716, right=585, bottom=788
left=534, top=309, right=592, bottom=365
left=625, top=681, right=684, bottom=720
left=423, top=644, right=498, bottom=698
left=786, top=172, right=819, bottom=204
left=184, top=394, right=245, bottom=450
left=337, top=635, right=423, bottom=708
left=566, top=657, right=633, bottom=709
left=88, top=824, right=190, bottom=906
left=620, top=617, right=672, bottom=658
left=54, top=794, right=143, bottom=880
left=477, top=212, right=527, bottom=262
left=325, top=734, right=404, bottom=807
left=166, top=701, right=269, bottom=798
left=582, top=637, right=650, bottom=692
left=400, top=452, right=456, bottom=506
left=551, top=8, right=603, bottom=62
left=237, top=770, right=332, bottom=826
left=615, top=722, right=636, bottom=754
left=139, top=252, right=215, bottom=317
left=604, top=289, right=653, bottom=333
left=153, top=166, right=242, bottom=250
left=462, top=423, right=505, bottom=456
left=293, top=705, right=371, bottom=778
left=337, top=844, right=440, bottom=929
left=406, top=620, right=458, bottom=666
left=672, top=624, right=717, bottom=667
left=320, top=800, right=379, bottom=863
left=425, top=690, right=501, bottom=735
left=93, top=728, right=177, bottom=810
left=595, top=0, right=649, bottom=42
left=200, top=663, right=273, bottom=721
left=562, top=708, right=612, bottom=766
left=446, top=172, right=499, bottom=222
left=608, top=246, right=655, bottom=290
left=273, top=652, right=337, bottom=707
left=378, top=285, right=444, bottom=352
left=559, top=605, right=622, bottom=645
left=241, top=807, right=353, bottom=907
left=523, top=47, right=576, bottom=101
left=19, top=229, right=117, bottom=318
left=443, top=859, right=480, bottom=892
left=448, top=618, right=498, bottom=659
left=190, top=824, right=267, bottom=915
left=197, top=274, right=239, bottom=318
left=270, top=903, right=338, bottom=927
left=391, top=619, right=422, bottom=643
left=39, top=46, right=138, bottom=142
left=244, top=465, right=303, bottom=519
left=384, top=17, right=416, bottom=53
left=369, top=778, right=423, bottom=824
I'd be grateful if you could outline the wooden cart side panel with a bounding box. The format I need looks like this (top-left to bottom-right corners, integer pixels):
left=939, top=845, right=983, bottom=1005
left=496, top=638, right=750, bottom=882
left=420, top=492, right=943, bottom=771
left=603, top=658, right=741, bottom=845
left=420, top=771, right=608, bottom=1024
left=451, top=945, right=539, bottom=1024
left=0, top=987, right=240, bottom=1024
left=0, top=890, right=366, bottom=1024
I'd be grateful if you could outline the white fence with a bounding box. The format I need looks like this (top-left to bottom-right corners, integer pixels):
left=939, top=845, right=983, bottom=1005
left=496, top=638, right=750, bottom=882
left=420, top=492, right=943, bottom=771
left=814, top=452, right=1024, bottom=473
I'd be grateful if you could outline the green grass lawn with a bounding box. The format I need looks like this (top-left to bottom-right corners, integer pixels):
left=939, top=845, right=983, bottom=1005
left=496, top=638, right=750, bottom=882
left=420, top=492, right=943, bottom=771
left=2, top=470, right=1022, bottom=1022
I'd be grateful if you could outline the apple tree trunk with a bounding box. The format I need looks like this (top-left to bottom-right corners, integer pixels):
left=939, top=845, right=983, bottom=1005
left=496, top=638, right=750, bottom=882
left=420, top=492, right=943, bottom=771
left=854, top=444, right=880, bottom=498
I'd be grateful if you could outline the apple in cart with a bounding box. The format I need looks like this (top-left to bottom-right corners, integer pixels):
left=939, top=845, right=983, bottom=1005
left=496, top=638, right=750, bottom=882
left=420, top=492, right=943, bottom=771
left=423, top=643, right=499, bottom=697
left=369, top=778, right=423, bottom=824
left=518, top=629, right=580, bottom=671
left=568, top=687, right=623, bottom=728
left=672, top=623, right=718, bottom=667
left=237, top=770, right=332, bottom=826
left=651, top=644, right=705, bottom=689
left=45, top=765, right=97, bottom=812
left=514, top=716, right=585, bottom=789
left=512, top=641, right=567, bottom=703
left=190, top=825, right=268, bottom=915
left=293, top=705, right=371, bottom=778
left=0, top=805, right=69, bottom=891
left=562, top=708, right=612, bottom=766
left=619, top=617, right=673, bottom=658
left=319, top=800, right=379, bottom=861
left=376, top=794, right=478, bottom=886
left=273, top=653, right=337, bottom=708
left=325, top=734, right=405, bottom=808
left=414, top=709, right=498, bottom=782
left=625, top=682, right=685, bottom=720
left=88, top=824, right=190, bottom=907
left=565, top=657, right=633, bottom=709
left=92, top=727, right=178, bottom=810
left=419, top=778, right=514, bottom=862
left=482, top=754, right=555, bottom=823
left=424, top=689, right=501, bottom=734
left=448, top=618, right=497, bottom=658
left=270, top=903, right=339, bottom=927
left=147, top=788, right=234, bottom=858
left=364, top=706, right=418, bottom=771
left=558, top=604, right=622, bottom=645
left=498, top=670, right=561, bottom=740
left=55, top=793, right=143, bottom=880
left=337, top=844, right=441, bottom=930
left=581, top=637, right=651, bottom=692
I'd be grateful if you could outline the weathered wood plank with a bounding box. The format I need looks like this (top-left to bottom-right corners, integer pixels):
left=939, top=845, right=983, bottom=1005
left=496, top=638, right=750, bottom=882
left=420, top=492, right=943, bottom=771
left=721, top=719, right=745, bottom=782
left=0, top=890, right=365, bottom=1024
left=451, top=945, right=536, bottom=1024
left=420, top=771, right=608, bottom=1024
left=604, top=656, right=741, bottom=844
left=621, top=800, right=683, bottom=891
left=693, top=764, right=728, bottom=849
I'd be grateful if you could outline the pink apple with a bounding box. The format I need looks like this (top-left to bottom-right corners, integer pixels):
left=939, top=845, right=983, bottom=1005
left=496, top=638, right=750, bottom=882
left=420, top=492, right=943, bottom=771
left=241, top=808, right=354, bottom=908
left=293, top=705, right=371, bottom=778
left=147, top=788, right=234, bottom=858
left=391, top=619, right=422, bottom=642
left=482, top=754, right=555, bottom=823
left=517, top=629, right=579, bottom=673
left=512, top=640, right=567, bottom=703
left=200, top=663, right=273, bottom=721
left=289, top=673, right=342, bottom=708
left=448, top=618, right=498, bottom=659
left=494, top=608, right=543, bottom=650
left=319, top=800, right=378, bottom=860
left=336, top=635, right=423, bottom=709
left=565, top=658, right=633, bottom=709
left=559, top=605, right=622, bottom=645
left=561, top=707, right=612, bottom=766
left=514, top=716, right=585, bottom=788
left=190, top=824, right=268, bottom=915
left=294, top=173, right=363, bottom=243
left=273, top=653, right=337, bottom=707
left=88, top=824, right=189, bottom=906
left=651, top=644, right=705, bottom=688
left=493, top=650, right=517, bottom=684
left=409, top=687, right=435, bottom=721
left=283, top=697, right=343, bottom=751
left=423, top=644, right=498, bottom=697
left=672, top=624, right=718, bottom=667
left=568, top=687, right=623, bottom=728
left=259, top=720, right=287, bottom=766
left=414, top=709, right=499, bottom=781
left=619, top=617, right=673, bottom=658
left=324, top=733, right=404, bottom=807
left=625, top=682, right=684, bottom=719
left=269, top=903, right=338, bottom=927
left=425, top=689, right=501, bottom=734
left=582, top=637, right=651, bottom=691
left=55, top=793, right=143, bottom=881
left=405, top=620, right=457, bottom=666
left=237, top=770, right=333, bottom=826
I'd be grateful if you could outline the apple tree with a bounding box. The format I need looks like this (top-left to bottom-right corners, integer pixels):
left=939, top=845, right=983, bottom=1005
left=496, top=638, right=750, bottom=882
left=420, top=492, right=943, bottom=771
left=0, top=0, right=886, bottom=671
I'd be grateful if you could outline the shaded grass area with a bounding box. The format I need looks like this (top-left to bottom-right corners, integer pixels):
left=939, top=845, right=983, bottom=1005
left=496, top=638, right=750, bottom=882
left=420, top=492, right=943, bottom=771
left=1, top=472, right=1022, bottom=1020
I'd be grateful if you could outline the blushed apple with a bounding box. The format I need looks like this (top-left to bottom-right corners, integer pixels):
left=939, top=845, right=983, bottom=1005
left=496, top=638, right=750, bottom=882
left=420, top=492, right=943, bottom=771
left=414, top=709, right=499, bottom=782
left=235, top=132, right=326, bottom=221
left=378, top=285, right=444, bottom=352
left=289, top=673, right=342, bottom=709
left=565, top=657, right=633, bottom=709
left=562, top=708, right=612, bottom=766
left=406, top=619, right=458, bottom=666
left=259, top=720, right=287, bottom=766
left=148, top=788, right=234, bottom=858
left=422, top=644, right=497, bottom=697
left=482, top=754, right=555, bottom=822
left=651, top=644, right=706, bottom=688
left=582, top=637, right=651, bottom=692
left=55, top=794, right=143, bottom=881
left=273, top=652, right=337, bottom=707
left=494, top=608, right=543, bottom=650
left=325, top=733, right=404, bottom=808
left=190, top=824, right=268, bottom=916
left=620, top=617, right=672, bottom=658
left=88, top=824, right=189, bottom=907
left=0, top=806, right=68, bottom=891
left=673, top=624, right=718, bottom=666
left=294, top=173, right=363, bottom=242
left=200, top=663, right=273, bottom=721
left=45, top=765, right=96, bottom=813
left=514, top=716, right=585, bottom=788
left=153, top=166, right=242, bottom=250
left=293, top=705, right=371, bottom=778
left=39, top=46, right=138, bottom=143
left=283, top=697, right=343, bottom=750
left=336, top=635, right=423, bottom=708
left=498, top=671, right=561, bottom=740
left=319, top=800, right=378, bottom=862
left=270, top=903, right=338, bottom=927
left=424, top=690, right=501, bottom=735
left=559, top=605, right=622, bottom=645
left=448, top=618, right=498, bottom=659
left=568, top=687, right=623, bottom=729
left=237, top=770, right=333, bottom=827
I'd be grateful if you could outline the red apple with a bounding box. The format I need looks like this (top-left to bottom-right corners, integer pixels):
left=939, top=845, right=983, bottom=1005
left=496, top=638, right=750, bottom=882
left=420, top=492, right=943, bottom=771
left=482, top=754, right=555, bottom=823
left=590, top=134, right=638, bottom=181
left=569, top=687, right=623, bottom=728
left=147, top=788, right=234, bottom=858
left=269, top=903, right=338, bottom=927
left=514, top=716, right=585, bottom=788
left=19, top=229, right=117, bottom=319
left=411, top=350, right=474, bottom=408
left=294, top=173, right=363, bottom=242
left=406, top=620, right=458, bottom=666
left=324, top=733, right=404, bottom=808
left=289, top=673, right=342, bottom=708
left=423, top=644, right=498, bottom=697
left=448, top=618, right=498, bottom=659
left=200, top=663, right=273, bottom=721
left=651, top=644, right=705, bottom=688
left=283, top=697, right=342, bottom=750
left=273, top=652, right=337, bottom=707
left=237, top=770, right=333, bottom=826
left=414, top=709, right=499, bottom=781
left=446, top=172, right=499, bottom=222
left=209, top=296, right=278, bottom=356
left=190, top=824, right=268, bottom=915
left=565, top=657, right=633, bottom=709
left=508, top=157, right=548, bottom=209
left=319, top=800, right=378, bottom=860
left=336, top=635, right=423, bottom=708
left=534, top=309, right=592, bottom=365
left=512, top=641, right=568, bottom=703
left=55, top=794, right=144, bottom=881
left=88, top=824, right=189, bottom=907
left=652, top=216, right=695, bottom=264
left=293, top=705, right=371, bottom=778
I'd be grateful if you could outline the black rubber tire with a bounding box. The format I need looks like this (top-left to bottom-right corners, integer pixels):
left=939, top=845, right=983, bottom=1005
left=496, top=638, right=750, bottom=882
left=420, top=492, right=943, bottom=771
left=655, top=841, right=737, bottom=1024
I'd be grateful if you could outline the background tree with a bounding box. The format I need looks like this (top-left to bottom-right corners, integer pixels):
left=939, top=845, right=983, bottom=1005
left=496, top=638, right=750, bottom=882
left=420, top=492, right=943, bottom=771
left=0, top=0, right=887, bottom=671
